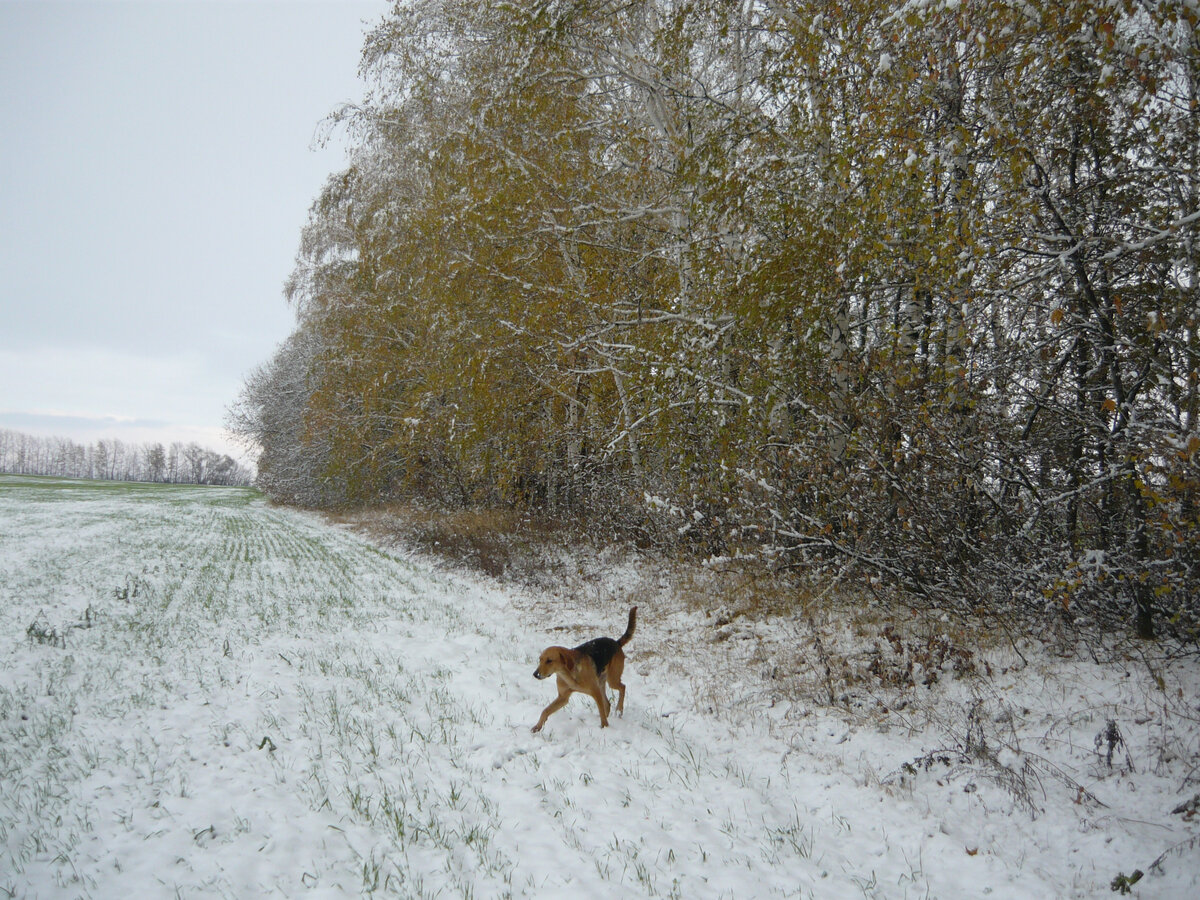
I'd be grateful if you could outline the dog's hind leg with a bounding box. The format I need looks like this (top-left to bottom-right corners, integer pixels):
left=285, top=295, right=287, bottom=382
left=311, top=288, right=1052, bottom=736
left=583, top=672, right=611, bottom=728
left=607, top=652, right=627, bottom=717
left=590, top=687, right=610, bottom=728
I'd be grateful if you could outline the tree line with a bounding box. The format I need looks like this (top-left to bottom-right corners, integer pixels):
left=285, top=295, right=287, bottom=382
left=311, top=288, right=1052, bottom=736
left=0, top=429, right=253, bottom=487
left=231, top=0, right=1198, bottom=642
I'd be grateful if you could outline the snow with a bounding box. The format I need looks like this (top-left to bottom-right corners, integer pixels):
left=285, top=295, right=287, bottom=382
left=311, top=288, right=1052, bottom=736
left=1, top=475, right=1198, bottom=898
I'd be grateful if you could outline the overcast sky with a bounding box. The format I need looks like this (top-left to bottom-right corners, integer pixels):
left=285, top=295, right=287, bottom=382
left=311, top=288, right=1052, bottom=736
left=0, top=0, right=389, bottom=465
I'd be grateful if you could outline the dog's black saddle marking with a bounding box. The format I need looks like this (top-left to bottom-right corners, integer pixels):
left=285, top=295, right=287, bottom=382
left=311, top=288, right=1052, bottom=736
left=573, top=637, right=619, bottom=676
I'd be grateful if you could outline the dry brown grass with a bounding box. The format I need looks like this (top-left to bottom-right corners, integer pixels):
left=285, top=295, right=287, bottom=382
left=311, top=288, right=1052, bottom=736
left=333, top=503, right=999, bottom=722
left=332, top=503, right=575, bottom=579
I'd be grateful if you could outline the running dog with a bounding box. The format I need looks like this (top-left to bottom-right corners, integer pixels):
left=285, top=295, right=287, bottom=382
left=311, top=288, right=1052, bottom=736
left=531, top=607, right=637, bottom=733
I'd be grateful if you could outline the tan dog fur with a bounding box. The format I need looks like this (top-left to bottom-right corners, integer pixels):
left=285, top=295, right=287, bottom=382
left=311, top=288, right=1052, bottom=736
left=531, top=607, right=637, bottom=733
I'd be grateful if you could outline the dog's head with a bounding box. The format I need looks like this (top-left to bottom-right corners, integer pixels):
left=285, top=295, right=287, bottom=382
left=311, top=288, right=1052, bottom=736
left=534, top=647, right=569, bottom=679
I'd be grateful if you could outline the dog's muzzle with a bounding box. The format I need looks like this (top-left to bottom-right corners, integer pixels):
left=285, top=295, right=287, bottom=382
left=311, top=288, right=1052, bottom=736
left=533, top=668, right=545, bottom=679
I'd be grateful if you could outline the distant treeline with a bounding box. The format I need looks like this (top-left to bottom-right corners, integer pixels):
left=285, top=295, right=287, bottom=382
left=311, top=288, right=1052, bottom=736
left=0, top=428, right=252, bottom=486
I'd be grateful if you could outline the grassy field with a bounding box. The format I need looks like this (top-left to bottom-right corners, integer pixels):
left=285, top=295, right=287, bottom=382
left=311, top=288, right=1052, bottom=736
left=1, top=475, right=1197, bottom=899
left=0, top=477, right=454, bottom=895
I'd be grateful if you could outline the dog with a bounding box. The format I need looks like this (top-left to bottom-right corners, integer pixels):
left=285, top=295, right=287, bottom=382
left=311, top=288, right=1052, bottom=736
left=531, top=607, right=637, bottom=733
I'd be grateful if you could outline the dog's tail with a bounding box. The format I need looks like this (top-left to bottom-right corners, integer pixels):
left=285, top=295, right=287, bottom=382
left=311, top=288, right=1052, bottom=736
left=617, top=606, right=637, bottom=647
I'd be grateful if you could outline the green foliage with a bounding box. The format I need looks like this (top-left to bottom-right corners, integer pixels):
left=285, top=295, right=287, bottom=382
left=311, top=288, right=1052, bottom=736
left=233, top=0, right=1200, bottom=643
left=1110, top=869, right=1143, bottom=894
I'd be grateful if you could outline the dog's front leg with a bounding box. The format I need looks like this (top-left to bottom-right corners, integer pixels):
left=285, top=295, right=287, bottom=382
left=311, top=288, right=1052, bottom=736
left=532, top=680, right=572, bottom=733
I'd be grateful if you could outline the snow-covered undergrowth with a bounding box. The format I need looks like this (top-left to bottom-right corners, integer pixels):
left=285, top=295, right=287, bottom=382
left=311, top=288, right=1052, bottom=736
left=1, top=475, right=1197, bottom=898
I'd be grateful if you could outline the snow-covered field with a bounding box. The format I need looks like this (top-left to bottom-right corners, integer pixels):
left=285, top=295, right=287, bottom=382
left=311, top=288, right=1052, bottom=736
left=1, top=475, right=1197, bottom=898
